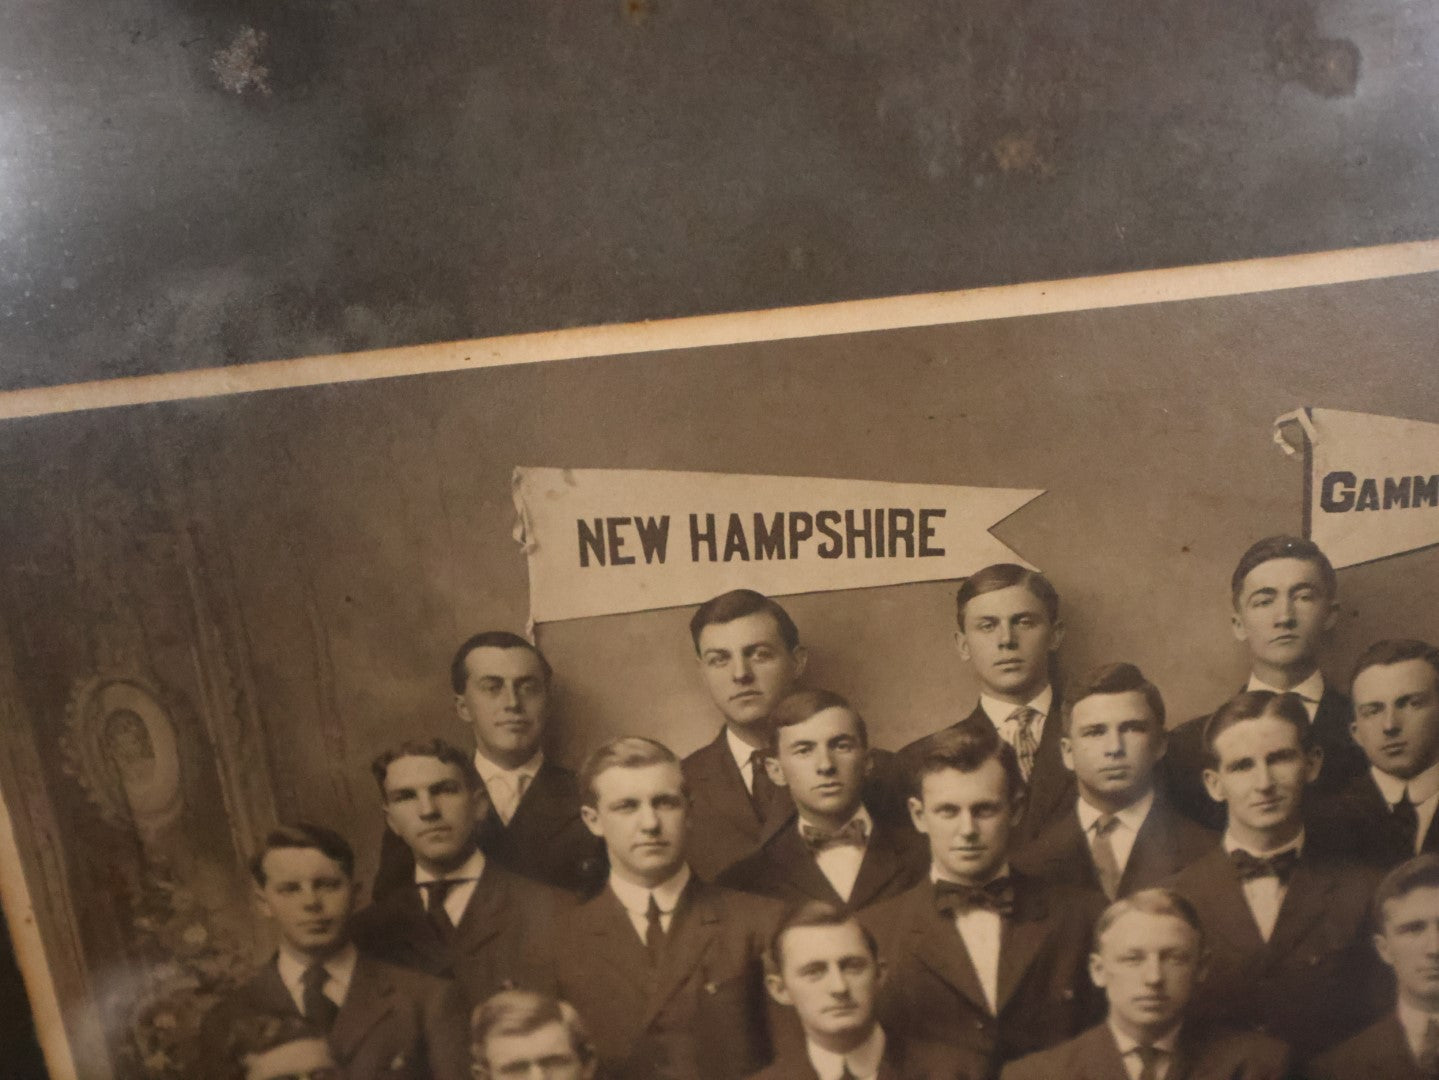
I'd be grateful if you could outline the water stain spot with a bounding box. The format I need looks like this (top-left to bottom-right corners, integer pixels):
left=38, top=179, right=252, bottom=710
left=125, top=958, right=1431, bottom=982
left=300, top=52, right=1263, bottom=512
left=211, top=27, right=272, bottom=97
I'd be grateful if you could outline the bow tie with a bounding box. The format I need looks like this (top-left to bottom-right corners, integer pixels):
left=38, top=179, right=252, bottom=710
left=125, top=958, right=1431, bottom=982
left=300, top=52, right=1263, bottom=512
left=800, top=819, right=868, bottom=852
left=1229, top=848, right=1301, bottom=883
left=934, top=877, right=1015, bottom=918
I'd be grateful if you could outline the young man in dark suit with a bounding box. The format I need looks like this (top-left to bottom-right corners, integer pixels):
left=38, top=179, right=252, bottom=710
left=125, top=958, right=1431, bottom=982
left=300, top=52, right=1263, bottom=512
left=862, top=725, right=1103, bottom=1077
left=373, top=632, right=604, bottom=899
left=683, top=590, right=808, bottom=880
left=1014, top=663, right=1216, bottom=899
left=893, top=564, right=1074, bottom=848
left=1166, top=690, right=1383, bottom=1065
left=1314, top=640, right=1439, bottom=868
left=553, top=736, right=782, bottom=1080
left=1309, top=854, right=1439, bottom=1080
left=351, top=738, right=571, bottom=1010
left=720, top=689, right=926, bottom=912
left=1000, top=888, right=1290, bottom=1080
left=1162, top=536, right=1365, bottom=830
left=194, top=823, right=470, bottom=1080
left=748, top=900, right=985, bottom=1080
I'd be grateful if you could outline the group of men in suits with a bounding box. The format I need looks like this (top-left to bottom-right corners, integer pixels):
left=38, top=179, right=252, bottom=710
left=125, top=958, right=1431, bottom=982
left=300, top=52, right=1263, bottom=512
left=196, top=532, right=1439, bottom=1079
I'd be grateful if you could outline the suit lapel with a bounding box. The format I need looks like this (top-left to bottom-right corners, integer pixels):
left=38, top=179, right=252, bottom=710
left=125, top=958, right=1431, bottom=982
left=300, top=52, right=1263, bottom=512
left=1121, top=796, right=1181, bottom=893
left=506, top=764, right=574, bottom=844
left=849, top=826, right=907, bottom=909
left=641, top=881, right=721, bottom=1030
left=584, top=890, right=654, bottom=1000
left=995, top=874, right=1050, bottom=1013
left=1265, top=856, right=1337, bottom=959
left=697, top=730, right=764, bottom=837
left=330, top=956, right=399, bottom=1064
left=909, top=884, right=991, bottom=1016
left=1073, top=1026, right=1130, bottom=1080
left=244, top=961, right=302, bottom=1017
left=1189, top=849, right=1266, bottom=953
left=772, top=822, right=845, bottom=904
left=1020, top=696, right=1073, bottom=834
left=452, top=864, right=507, bottom=957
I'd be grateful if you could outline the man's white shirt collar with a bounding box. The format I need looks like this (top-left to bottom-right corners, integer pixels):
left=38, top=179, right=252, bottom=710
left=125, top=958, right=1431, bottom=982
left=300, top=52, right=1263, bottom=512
left=1223, top=829, right=1304, bottom=859
left=796, top=804, right=872, bottom=840
left=473, top=749, right=543, bottom=787
left=609, top=864, right=691, bottom=917
left=276, top=942, right=358, bottom=1012
left=979, top=684, right=1054, bottom=728
left=806, top=1026, right=886, bottom=1080
left=1372, top=758, right=1439, bottom=807
left=1109, top=1019, right=1180, bottom=1076
left=415, top=846, right=485, bottom=885
left=1247, top=670, right=1325, bottom=707
left=1078, top=788, right=1154, bottom=835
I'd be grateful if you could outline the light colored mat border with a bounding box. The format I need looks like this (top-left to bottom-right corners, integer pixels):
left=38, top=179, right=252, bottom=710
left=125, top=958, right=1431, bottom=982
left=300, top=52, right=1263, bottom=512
left=3, top=239, right=1439, bottom=423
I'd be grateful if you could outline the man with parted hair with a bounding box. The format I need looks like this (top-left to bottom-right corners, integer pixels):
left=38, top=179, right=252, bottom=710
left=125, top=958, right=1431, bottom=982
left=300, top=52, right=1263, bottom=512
left=719, top=689, right=927, bottom=911
left=1309, top=854, right=1439, bottom=1079
left=351, top=738, right=570, bottom=1010
left=747, top=900, right=985, bottom=1080
left=893, top=564, right=1076, bottom=847
left=470, top=989, right=597, bottom=1080
left=861, top=724, right=1103, bottom=1076
left=221, top=1013, right=339, bottom=1080
left=683, top=590, right=811, bottom=880
left=1015, top=663, right=1216, bottom=899
left=373, top=631, right=603, bottom=900
left=194, top=823, right=469, bottom=1080
left=1162, top=536, right=1366, bottom=830
left=1165, top=690, right=1382, bottom=1065
left=1314, top=640, right=1439, bottom=867
left=553, top=735, right=782, bottom=1080
left=999, top=888, right=1290, bottom=1080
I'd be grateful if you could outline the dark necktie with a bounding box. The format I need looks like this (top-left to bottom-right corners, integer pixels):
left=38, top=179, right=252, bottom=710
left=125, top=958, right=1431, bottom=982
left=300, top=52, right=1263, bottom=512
left=645, top=893, right=665, bottom=964
left=1134, top=1044, right=1164, bottom=1080
left=423, top=879, right=460, bottom=937
left=1229, top=847, right=1301, bottom=884
left=934, top=877, right=1016, bottom=918
left=1005, top=707, right=1040, bottom=781
left=838, top=1064, right=857, bottom=1080
left=800, top=818, right=868, bottom=852
left=1394, top=789, right=1421, bottom=853
left=1090, top=814, right=1123, bottom=900
left=1418, top=1016, right=1439, bottom=1078
left=749, top=748, right=788, bottom=824
left=300, top=962, right=338, bottom=1032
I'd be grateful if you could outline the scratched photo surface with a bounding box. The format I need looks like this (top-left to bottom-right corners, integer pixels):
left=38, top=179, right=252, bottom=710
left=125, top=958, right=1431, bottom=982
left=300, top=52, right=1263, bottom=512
left=2, top=266, right=1439, bottom=1080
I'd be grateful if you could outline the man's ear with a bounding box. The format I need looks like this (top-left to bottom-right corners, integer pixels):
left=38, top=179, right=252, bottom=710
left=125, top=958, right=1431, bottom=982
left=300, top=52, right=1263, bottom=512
left=1201, top=767, right=1227, bottom=806
left=791, top=646, right=809, bottom=679
left=764, top=972, right=793, bottom=1007
left=1047, top=618, right=1067, bottom=653
left=1087, top=951, right=1108, bottom=991
left=454, top=693, right=472, bottom=728
left=580, top=804, right=604, bottom=838
left=1230, top=609, right=1249, bottom=644
left=1008, top=793, right=1027, bottom=828
left=1059, top=736, right=1076, bottom=773
left=1304, top=745, right=1325, bottom=785
left=1322, top=597, right=1341, bottom=634
left=954, top=629, right=972, bottom=665
left=382, top=800, right=398, bottom=836
left=907, top=796, right=927, bottom=835
left=253, top=883, right=272, bottom=921
left=1151, top=728, right=1168, bottom=764
left=1374, top=929, right=1396, bottom=972
left=763, top=755, right=788, bottom=788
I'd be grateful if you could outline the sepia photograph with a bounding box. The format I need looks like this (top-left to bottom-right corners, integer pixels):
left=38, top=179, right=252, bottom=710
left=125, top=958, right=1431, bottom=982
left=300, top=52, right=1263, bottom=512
left=4, top=247, right=1439, bottom=1080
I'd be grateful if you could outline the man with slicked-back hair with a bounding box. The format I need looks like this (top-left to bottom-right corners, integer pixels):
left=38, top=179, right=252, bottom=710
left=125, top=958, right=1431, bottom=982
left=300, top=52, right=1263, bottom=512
left=892, top=564, right=1076, bottom=848
left=1015, top=663, right=1216, bottom=899
left=374, top=631, right=603, bottom=900
left=1161, top=536, right=1365, bottom=830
